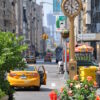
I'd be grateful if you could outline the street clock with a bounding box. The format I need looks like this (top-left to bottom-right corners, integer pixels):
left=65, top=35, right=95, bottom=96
left=61, top=0, right=82, bottom=18
left=61, top=0, right=83, bottom=79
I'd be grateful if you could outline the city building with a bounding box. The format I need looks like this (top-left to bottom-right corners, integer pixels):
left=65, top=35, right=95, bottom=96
left=23, top=0, right=43, bottom=56
left=34, top=3, right=43, bottom=54
left=15, top=0, right=23, bottom=36
left=0, top=0, right=16, bottom=32
left=75, top=0, right=100, bottom=62
left=0, top=0, right=44, bottom=56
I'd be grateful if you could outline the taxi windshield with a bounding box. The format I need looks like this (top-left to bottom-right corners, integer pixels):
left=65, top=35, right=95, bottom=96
left=24, top=66, right=35, bottom=71
left=15, top=65, right=35, bottom=71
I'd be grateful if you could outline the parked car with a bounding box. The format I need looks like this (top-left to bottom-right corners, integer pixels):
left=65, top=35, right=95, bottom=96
left=25, top=56, right=36, bottom=64
left=7, top=65, right=47, bottom=91
left=44, top=55, right=51, bottom=62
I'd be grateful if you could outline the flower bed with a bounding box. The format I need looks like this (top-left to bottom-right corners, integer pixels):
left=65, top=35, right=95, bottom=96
left=49, top=75, right=100, bottom=100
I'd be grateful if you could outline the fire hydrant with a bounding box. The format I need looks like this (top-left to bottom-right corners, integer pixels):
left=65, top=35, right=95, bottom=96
left=49, top=91, right=57, bottom=100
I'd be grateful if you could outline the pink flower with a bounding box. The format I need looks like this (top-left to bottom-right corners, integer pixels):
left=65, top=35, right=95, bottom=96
left=60, top=87, right=64, bottom=93
left=70, top=83, right=73, bottom=87
left=87, top=76, right=93, bottom=82
left=93, top=81, right=98, bottom=87
left=73, top=75, right=79, bottom=81
left=85, top=85, right=88, bottom=89
left=68, top=90, right=73, bottom=96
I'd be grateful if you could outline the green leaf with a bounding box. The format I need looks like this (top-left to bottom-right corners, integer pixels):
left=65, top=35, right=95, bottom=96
left=0, top=31, right=27, bottom=95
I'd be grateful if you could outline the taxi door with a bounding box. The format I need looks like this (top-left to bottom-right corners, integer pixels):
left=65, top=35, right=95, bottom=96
left=38, top=66, right=47, bottom=85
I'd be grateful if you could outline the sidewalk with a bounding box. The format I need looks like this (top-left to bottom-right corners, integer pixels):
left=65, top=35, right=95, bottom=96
left=96, top=88, right=100, bottom=96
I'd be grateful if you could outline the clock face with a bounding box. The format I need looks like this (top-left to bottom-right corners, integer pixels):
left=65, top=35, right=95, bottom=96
left=64, top=0, right=79, bottom=15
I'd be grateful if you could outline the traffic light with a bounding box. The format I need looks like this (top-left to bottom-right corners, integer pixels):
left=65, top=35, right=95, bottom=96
left=42, top=33, right=48, bottom=40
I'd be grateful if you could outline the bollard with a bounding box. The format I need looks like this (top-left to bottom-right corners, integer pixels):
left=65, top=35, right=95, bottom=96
left=49, top=91, right=57, bottom=100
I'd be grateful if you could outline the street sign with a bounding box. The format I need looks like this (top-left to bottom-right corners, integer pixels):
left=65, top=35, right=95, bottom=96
left=53, top=0, right=62, bottom=15
left=77, top=34, right=96, bottom=41
left=56, top=16, right=66, bottom=32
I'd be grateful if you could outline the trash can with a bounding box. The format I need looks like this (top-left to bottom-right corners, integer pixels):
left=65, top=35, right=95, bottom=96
left=96, top=71, right=100, bottom=88
left=79, top=66, right=97, bottom=81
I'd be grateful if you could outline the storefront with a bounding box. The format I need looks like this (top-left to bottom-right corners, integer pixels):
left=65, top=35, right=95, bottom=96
left=77, top=33, right=100, bottom=62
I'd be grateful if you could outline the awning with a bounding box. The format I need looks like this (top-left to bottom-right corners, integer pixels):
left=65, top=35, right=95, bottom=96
left=75, top=45, right=94, bottom=52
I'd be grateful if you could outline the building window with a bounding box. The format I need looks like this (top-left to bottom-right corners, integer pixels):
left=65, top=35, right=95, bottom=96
left=34, top=8, right=36, bottom=11
left=95, top=0, right=100, bottom=12
left=23, top=7, right=27, bottom=23
left=12, top=2, right=15, bottom=6
left=4, top=11, right=5, bottom=15
left=3, top=1, right=5, bottom=8
left=13, top=29, right=15, bottom=33
left=82, top=0, right=85, bottom=2
left=96, top=23, right=100, bottom=32
left=4, top=20, right=6, bottom=27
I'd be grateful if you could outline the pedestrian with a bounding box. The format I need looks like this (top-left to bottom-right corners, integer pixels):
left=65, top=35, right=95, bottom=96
left=58, top=59, right=64, bottom=74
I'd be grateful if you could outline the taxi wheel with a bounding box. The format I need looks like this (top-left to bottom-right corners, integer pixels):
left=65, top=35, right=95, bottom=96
left=34, top=86, right=40, bottom=91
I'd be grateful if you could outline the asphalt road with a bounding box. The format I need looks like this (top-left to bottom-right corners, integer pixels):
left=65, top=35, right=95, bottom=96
left=14, top=59, right=66, bottom=100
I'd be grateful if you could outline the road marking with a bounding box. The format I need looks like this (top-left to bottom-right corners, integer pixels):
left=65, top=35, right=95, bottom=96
left=46, top=71, right=48, bottom=74
left=51, top=83, right=56, bottom=88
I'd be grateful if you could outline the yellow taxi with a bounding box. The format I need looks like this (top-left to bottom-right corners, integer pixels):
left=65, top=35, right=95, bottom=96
left=7, top=65, right=47, bottom=90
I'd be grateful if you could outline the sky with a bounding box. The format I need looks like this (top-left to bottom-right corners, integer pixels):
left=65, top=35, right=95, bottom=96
left=36, top=0, right=53, bottom=27
left=36, top=0, right=61, bottom=46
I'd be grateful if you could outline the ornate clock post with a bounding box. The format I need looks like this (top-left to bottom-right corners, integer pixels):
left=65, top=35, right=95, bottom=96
left=61, top=0, right=82, bottom=79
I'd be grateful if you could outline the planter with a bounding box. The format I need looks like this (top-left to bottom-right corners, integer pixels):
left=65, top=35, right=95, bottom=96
left=49, top=75, right=98, bottom=100
left=61, top=31, right=69, bottom=39
left=0, top=95, right=8, bottom=100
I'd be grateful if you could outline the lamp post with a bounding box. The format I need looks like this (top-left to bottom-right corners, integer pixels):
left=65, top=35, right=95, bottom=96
left=61, top=30, right=69, bottom=79
left=61, top=0, right=82, bottom=79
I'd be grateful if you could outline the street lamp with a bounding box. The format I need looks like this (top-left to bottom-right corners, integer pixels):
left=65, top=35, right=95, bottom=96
left=61, top=30, right=69, bottom=79
left=61, top=0, right=82, bottom=79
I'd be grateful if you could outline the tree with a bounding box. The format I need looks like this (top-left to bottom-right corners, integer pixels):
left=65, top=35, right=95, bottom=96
left=0, top=31, right=27, bottom=96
